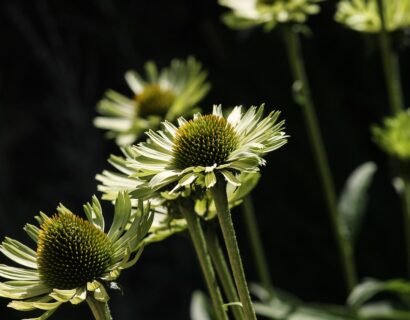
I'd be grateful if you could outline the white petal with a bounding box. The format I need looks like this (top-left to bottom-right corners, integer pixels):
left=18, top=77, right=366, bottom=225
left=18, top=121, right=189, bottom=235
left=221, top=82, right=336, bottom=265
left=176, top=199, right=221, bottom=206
left=125, top=71, right=144, bottom=94
left=227, top=106, right=242, bottom=127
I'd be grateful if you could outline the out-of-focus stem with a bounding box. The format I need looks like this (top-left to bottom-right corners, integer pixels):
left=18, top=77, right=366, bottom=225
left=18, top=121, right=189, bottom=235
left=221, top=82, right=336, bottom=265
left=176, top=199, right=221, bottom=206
left=179, top=199, right=228, bottom=320
left=402, top=179, right=410, bottom=277
left=205, top=225, right=245, bottom=320
left=376, top=0, right=404, bottom=115
left=241, top=195, right=275, bottom=297
left=283, top=24, right=357, bottom=293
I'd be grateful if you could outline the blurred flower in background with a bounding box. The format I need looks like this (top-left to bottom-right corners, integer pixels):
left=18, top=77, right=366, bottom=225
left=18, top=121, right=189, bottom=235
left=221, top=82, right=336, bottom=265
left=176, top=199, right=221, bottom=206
left=336, top=0, right=410, bottom=33
left=94, top=57, right=210, bottom=146
left=220, top=0, right=322, bottom=31
left=372, top=109, right=410, bottom=176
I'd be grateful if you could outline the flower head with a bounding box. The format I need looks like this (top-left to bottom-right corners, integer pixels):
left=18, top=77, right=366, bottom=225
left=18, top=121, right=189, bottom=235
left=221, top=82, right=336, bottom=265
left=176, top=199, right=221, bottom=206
left=0, top=193, right=153, bottom=319
left=372, top=109, right=410, bottom=161
left=94, top=57, right=210, bottom=146
left=96, top=150, right=261, bottom=243
left=128, top=105, right=287, bottom=197
left=335, top=0, right=410, bottom=33
left=220, top=0, right=322, bottom=31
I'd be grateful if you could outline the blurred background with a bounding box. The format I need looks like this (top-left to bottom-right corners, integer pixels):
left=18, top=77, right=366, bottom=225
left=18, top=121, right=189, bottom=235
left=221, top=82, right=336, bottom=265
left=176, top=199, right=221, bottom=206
left=0, top=0, right=409, bottom=319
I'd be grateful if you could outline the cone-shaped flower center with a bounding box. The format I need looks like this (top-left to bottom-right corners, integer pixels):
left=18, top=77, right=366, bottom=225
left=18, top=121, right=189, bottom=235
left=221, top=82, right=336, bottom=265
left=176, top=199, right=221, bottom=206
left=37, top=212, right=112, bottom=289
left=135, top=84, right=175, bottom=116
left=172, top=115, right=239, bottom=169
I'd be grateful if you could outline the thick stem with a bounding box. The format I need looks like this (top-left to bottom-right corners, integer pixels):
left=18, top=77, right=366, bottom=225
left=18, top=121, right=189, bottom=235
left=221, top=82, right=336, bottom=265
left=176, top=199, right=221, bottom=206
left=86, top=297, right=112, bottom=320
left=205, top=225, right=245, bottom=320
left=376, top=0, right=405, bottom=115
left=402, top=179, right=410, bottom=277
left=211, top=176, right=257, bottom=320
left=283, top=24, right=357, bottom=293
left=178, top=199, right=228, bottom=320
left=241, top=195, right=275, bottom=297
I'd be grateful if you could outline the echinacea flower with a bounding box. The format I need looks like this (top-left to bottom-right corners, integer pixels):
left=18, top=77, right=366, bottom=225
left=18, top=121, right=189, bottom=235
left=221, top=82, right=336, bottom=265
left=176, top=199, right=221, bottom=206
left=127, top=105, right=287, bottom=197
left=96, top=150, right=261, bottom=244
left=220, top=0, right=322, bottom=31
left=94, top=57, right=210, bottom=146
left=372, top=109, right=410, bottom=165
left=0, top=193, right=153, bottom=319
left=335, top=0, right=410, bottom=33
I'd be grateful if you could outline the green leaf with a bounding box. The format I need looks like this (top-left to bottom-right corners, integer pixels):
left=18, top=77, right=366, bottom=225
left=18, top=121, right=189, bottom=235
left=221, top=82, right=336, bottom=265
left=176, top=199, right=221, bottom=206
left=348, top=279, right=410, bottom=308
left=253, top=301, right=355, bottom=320
left=190, top=290, right=212, bottom=320
left=251, top=284, right=355, bottom=320
left=359, top=301, right=410, bottom=319
left=338, top=162, right=377, bottom=245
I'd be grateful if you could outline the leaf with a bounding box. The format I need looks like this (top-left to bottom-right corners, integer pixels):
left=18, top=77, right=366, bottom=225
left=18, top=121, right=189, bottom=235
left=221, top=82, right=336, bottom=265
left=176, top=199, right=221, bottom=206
left=338, top=161, right=377, bottom=245
left=359, top=301, right=410, bottom=319
left=190, top=290, right=212, bottom=320
left=251, top=284, right=355, bottom=320
left=348, top=279, right=410, bottom=308
left=253, top=301, right=355, bottom=320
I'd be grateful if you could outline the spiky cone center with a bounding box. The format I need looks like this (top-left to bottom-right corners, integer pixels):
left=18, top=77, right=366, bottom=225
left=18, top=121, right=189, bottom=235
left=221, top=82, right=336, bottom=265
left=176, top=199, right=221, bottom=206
left=172, top=114, right=239, bottom=169
left=37, top=212, right=113, bottom=290
left=135, top=84, right=175, bottom=117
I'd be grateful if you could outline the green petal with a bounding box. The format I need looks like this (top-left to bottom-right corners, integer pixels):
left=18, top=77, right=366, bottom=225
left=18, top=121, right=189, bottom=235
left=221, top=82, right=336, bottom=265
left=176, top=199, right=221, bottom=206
left=149, top=170, right=180, bottom=189
left=70, top=287, right=87, bottom=305
left=9, top=300, right=62, bottom=311
left=83, top=195, right=105, bottom=231
left=205, top=171, right=217, bottom=188
left=221, top=170, right=241, bottom=187
left=119, top=246, right=144, bottom=270
left=0, top=238, right=37, bottom=269
left=0, top=281, right=49, bottom=299
left=50, top=288, right=76, bottom=302
left=112, top=201, right=154, bottom=256
left=0, top=265, right=39, bottom=281
left=108, top=192, right=131, bottom=242
left=23, top=224, right=40, bottom=243
left=124, top=70, right=145, bottom=94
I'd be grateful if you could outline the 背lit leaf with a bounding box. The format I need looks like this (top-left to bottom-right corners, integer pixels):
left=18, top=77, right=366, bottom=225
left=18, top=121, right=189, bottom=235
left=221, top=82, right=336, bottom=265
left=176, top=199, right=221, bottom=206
left=338, top=162, right=377, bottom=245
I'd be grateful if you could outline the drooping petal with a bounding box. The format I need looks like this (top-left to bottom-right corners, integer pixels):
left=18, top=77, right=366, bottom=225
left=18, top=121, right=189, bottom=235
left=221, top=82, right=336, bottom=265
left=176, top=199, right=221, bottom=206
left=0, top=265, right=39, bottom=281
left=0, top=281, right=50, bottom=299
left=0, top=238, right=37, bottom=269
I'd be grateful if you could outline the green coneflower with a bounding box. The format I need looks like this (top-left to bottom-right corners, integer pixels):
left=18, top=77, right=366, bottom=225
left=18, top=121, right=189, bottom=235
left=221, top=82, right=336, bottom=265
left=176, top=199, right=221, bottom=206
left=94, top=57, right=210, bottom=146
left=96, top=150, right=261, bottom=243
left=220, top=0, right=322, bottom=31
left=101, top=105, right=285, bottom=319
left=335, top=0, right=410, bottom=33
left=128, top=105, right=287, bottom=196
left=0, top=193, right=153, bottom=320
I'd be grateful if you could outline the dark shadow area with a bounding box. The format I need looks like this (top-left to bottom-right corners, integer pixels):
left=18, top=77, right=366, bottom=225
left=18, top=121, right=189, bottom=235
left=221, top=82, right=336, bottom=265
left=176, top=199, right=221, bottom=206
left=0, top=0, right=409, bottom=319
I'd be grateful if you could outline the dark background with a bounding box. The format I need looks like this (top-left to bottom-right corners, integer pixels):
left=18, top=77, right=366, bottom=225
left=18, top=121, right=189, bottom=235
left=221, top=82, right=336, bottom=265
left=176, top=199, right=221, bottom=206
left=0, top=0, right=409, bottom=319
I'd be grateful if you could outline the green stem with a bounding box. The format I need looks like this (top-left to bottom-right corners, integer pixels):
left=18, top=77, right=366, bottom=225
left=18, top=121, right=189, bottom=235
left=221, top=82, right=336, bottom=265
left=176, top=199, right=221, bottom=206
left=402, top=179, right=410, bottom=277
left=205, top=224, right=245, bottom=320
left=211, top=176, right=257, bottom=320
left=178, top=199, right=228, bottom=320
left=86, top=297, right=112, bottom=320
left=283, top=24, right=357, bottom=293
left=241, top=195, right=275, bottom=297
left=376, top=0, right=405, bottom=115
